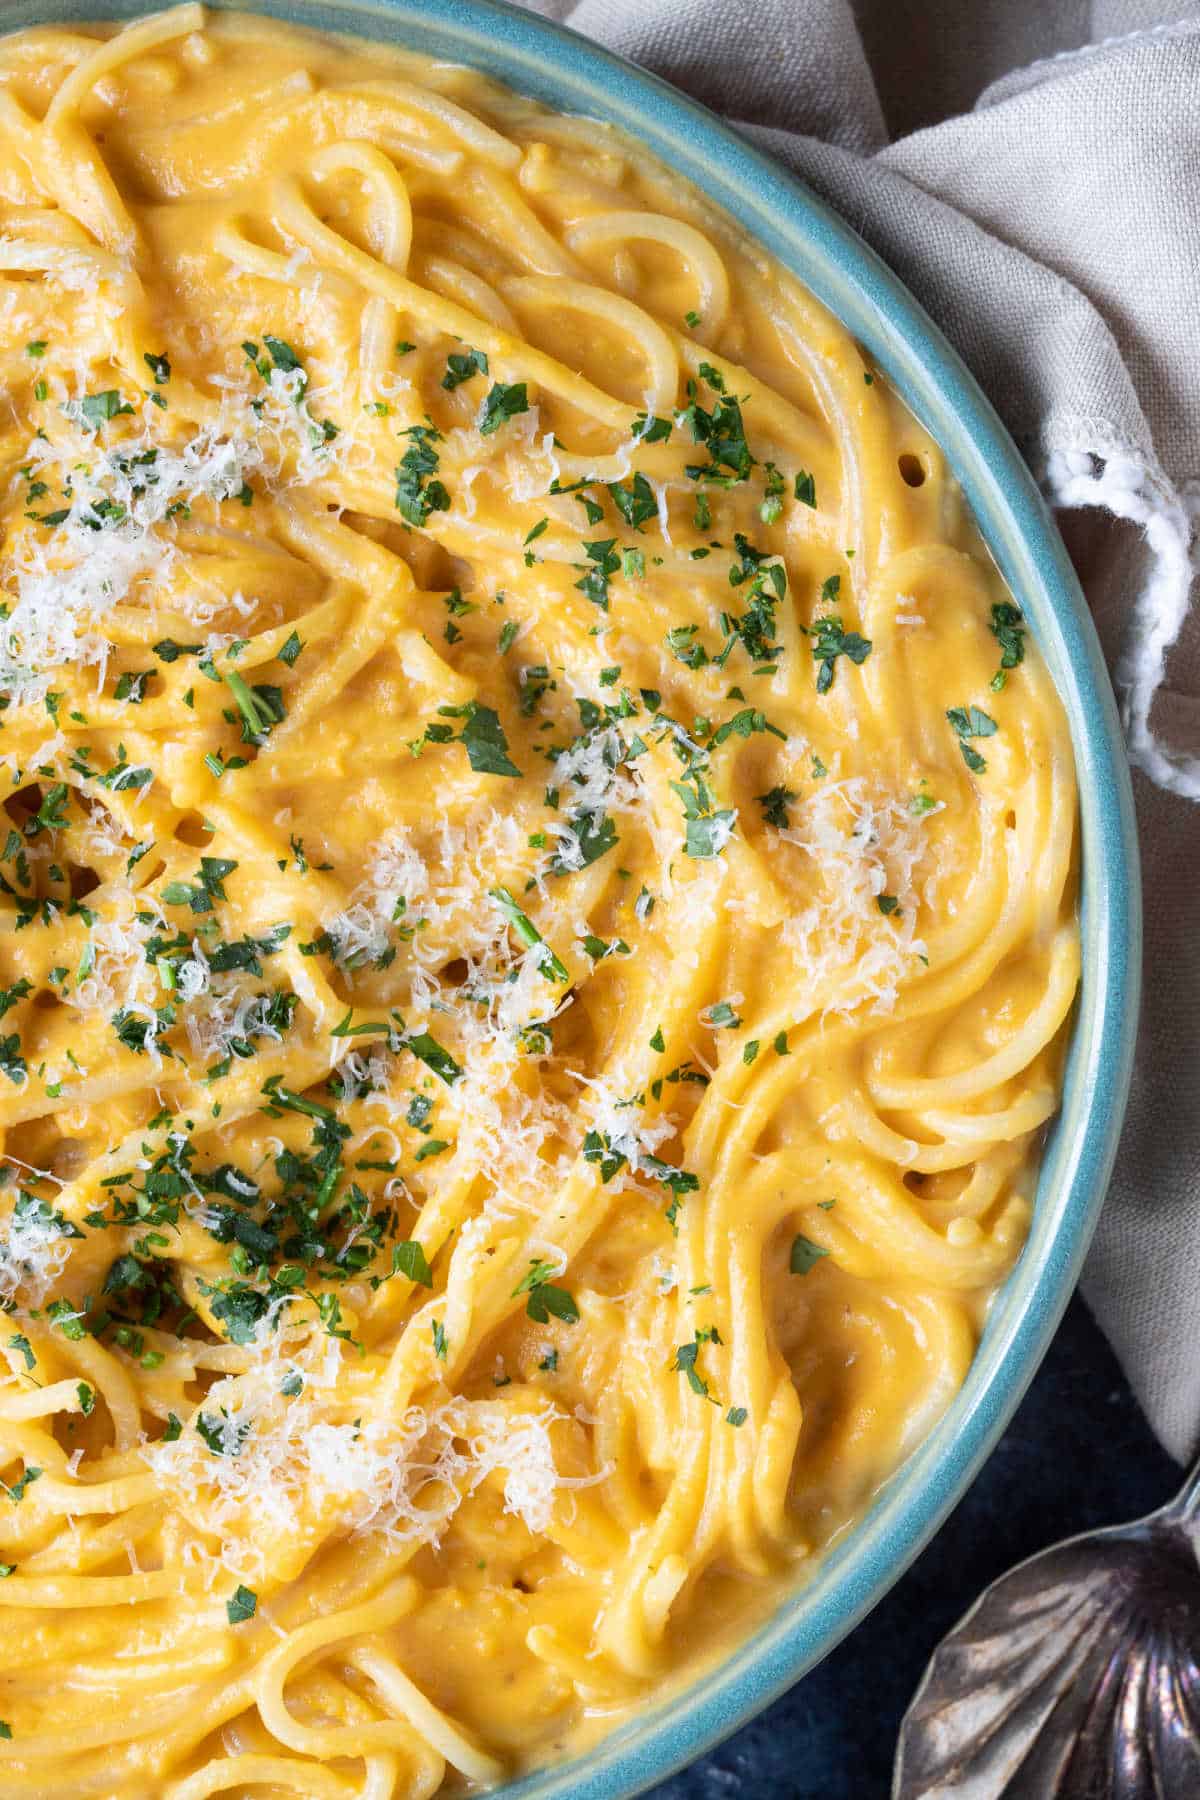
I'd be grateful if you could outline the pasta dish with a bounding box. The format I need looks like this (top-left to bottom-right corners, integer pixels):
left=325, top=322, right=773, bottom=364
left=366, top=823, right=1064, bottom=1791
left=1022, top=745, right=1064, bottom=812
left=0, top=8, right=1080, bottom=1794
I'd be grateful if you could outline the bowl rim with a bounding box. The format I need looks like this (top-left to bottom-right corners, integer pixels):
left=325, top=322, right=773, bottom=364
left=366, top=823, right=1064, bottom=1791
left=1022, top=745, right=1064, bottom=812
left=9, top=0, right=1143, bottom=1792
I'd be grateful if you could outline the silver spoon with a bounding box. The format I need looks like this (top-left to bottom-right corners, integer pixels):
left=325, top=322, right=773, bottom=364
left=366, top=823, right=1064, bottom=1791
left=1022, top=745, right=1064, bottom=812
left=892, top=1456, right=1200, bottom=1798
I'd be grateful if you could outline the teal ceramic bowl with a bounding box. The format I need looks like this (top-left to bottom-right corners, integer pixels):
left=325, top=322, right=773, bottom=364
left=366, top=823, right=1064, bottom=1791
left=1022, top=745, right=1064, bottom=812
left=13, top=0, right=1141, bottom=1791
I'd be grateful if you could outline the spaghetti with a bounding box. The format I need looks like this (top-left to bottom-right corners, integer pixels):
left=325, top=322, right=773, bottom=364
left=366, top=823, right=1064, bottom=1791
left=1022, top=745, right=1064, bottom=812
left=0, top=8, right=1078, bottom=1794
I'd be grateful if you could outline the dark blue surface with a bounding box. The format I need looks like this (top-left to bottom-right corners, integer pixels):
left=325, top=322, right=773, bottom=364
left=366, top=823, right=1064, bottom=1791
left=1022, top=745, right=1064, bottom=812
left=650, top=1297, right=1180, bottom=1799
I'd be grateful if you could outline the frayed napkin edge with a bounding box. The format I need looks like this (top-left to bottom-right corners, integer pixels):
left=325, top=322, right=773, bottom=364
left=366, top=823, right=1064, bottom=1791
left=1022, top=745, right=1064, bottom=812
left=1036, top=425, right=1200, bottom=799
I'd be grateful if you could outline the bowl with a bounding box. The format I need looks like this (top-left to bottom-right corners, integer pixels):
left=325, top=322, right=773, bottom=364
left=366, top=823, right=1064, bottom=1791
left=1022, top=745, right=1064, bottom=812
left=10, top=0, right=1142, bottom=1793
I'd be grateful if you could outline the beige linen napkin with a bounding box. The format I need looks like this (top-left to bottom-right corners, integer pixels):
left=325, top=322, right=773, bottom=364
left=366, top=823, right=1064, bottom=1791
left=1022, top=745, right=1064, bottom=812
left=523, top=0, right=1200, bottom=1461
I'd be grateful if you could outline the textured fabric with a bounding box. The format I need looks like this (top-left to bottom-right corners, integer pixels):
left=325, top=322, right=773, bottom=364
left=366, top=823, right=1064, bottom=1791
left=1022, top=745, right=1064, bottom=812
left=523, top=0, right=1200, bottom=1461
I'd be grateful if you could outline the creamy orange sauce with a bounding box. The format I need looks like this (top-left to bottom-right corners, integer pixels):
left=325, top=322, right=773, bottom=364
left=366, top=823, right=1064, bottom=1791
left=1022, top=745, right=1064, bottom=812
left=0, top=8, right=1077, bottom=1794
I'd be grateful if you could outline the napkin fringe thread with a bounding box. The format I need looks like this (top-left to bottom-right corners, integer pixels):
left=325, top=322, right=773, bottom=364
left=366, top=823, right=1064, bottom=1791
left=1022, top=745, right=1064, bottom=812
left=1042, top=439, right=1200, bottom=799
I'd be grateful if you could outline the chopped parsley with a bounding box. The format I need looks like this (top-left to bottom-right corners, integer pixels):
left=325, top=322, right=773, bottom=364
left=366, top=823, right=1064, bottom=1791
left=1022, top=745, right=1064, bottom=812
left=680, top=382, right=754, bottom=483
left=442, top=346, right=488, bottom=390
left=789, top=1234, right=829, bottom=1275
left=574, top=538, right=620, bottom=611
left=989, top=602, right=1026, bottom=688
left=670, top=771, right=736, bottom=859
left=114, top=669, right=153, bottom=704
left=404, top=1030, right=462, bottom=1087
left=0, top=1037, right=27, bottom=1086
left=391, top=1241, right=434, bottom=1287
left=512, top=1260, right=579, bottom=1325
left=161, top=856, right=237, bottom=914
left=757, top=785, right=796, bottom=829
left=25, top=782, right=69, bottom=838
left=672, top=1325, right=721, bottom=1399
left=456, top=703, right=522, bottom=778
left=0, top=981, right=30, bottom=1021
left=946, top=704, right=998, bottom=772
left=76, top=390, right=134, bottom=431
left=666, top=624, right=708, bottom=670
left=226, top=1584, right=257, bottom=1625
left=395, top=424, right=450, bottom=526
left=153, top=638, right=203, bottom=663
left=607, top=472, right=657, bottom=531
left=223, top=670, right=284, bottom=744
left=632, top=411, right=673, bottom=444
left=478, top=381, right=528, bottom=434
left=489, top=886, right=568, bottom=982
left=806, top=611, right=872, bottom=693
left=94, top=749, right=153, bottom=792
left=719, top=535, right=786, bottom=667
left=760, top=461, right=785, bottom=523
left=2, top=1465, right=41, bottom=1504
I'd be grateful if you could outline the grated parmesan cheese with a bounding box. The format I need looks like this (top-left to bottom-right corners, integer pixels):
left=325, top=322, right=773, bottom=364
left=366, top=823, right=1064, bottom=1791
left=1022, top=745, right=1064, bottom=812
left=141, top=1338, right=603, bottom=1585
left=0, top=1191, right=74, bottom=1308
left=779, top=777, right=931, bottom=1014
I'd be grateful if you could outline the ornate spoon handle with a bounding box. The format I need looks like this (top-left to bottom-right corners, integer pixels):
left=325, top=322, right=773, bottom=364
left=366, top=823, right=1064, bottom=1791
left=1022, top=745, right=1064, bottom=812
left=1165, top=1453, right=1200, bottom=1523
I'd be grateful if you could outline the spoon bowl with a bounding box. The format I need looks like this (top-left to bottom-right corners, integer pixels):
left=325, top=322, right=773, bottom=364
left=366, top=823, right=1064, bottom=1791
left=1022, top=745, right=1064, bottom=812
left=893, top=1464, right=1200, bottom=1798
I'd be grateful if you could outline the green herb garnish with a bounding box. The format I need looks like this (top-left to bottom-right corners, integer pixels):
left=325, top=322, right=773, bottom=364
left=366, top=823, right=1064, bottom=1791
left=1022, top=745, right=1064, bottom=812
left=946, top=704, right=997, bottom=772
left=478, top=381, right=528, bottom=434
